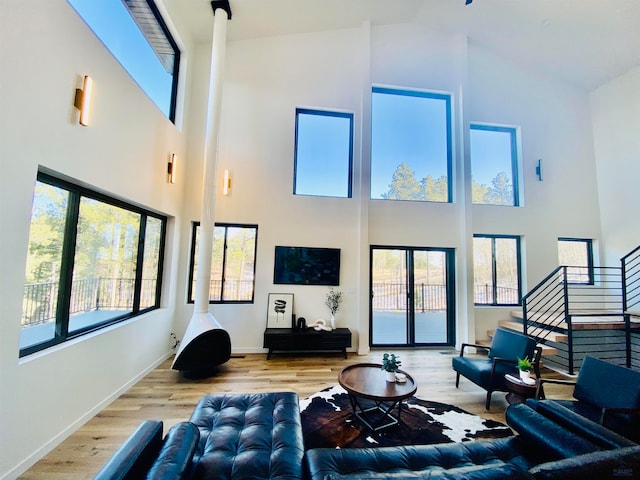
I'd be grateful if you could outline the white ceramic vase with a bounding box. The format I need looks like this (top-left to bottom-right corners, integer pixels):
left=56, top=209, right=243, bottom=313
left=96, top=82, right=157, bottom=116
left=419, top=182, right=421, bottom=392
left=385, top=371, right=396, bottom=382
left=519, top=370, right=531, bottom=382
left=330, top=314, right=336, bottom=329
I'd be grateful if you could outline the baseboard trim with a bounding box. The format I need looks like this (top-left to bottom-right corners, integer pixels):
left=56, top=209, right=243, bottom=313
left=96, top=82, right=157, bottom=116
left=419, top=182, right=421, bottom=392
left=3, top=351, right=172, bottom=480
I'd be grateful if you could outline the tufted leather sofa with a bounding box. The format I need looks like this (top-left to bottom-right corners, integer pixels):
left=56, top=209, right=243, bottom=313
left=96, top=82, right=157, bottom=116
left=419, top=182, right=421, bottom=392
left=304, top=402, right=640, bottom=480
left=93, top=392, right=304, bottom=480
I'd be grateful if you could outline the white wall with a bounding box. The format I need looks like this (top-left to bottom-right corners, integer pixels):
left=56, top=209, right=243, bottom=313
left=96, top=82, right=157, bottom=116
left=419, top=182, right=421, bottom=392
left=0, top=1, right=195, bottom=477
left=0, top=3, right=610, bottom=477
left=591, top=66, right=640, bottom=265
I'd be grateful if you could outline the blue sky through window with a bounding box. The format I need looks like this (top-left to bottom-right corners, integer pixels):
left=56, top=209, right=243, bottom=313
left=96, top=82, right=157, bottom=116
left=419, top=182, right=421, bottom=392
left=294, top=110, right=353, bottom=198
left=371, top=88, right=450, bottom=200
left=68, top=0, right=174, bottom=118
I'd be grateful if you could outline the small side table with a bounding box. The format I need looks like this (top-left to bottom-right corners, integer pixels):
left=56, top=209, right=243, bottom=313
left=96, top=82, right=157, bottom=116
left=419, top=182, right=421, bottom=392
left=504, top=374, right=541, bottom=404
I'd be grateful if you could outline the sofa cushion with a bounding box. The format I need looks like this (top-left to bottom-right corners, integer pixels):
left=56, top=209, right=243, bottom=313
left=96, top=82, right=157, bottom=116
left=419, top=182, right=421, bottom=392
left=505, top=404, right=601, bottom=461
left=305, top=437, right=535, bottom=480
left=529, top=445, right=640, bottom=480
left=145, top=422, right=199, bottom=479
left=530, top=401, right=636, bottom=450
left=93, top=420, right=163, bottom=480
left=189, top=392, right=304, bottom=480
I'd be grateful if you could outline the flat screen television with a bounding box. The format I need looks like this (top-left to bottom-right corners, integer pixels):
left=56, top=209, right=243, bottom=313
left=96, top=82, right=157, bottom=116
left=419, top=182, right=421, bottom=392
left=273, top=246, right=340, bottom=286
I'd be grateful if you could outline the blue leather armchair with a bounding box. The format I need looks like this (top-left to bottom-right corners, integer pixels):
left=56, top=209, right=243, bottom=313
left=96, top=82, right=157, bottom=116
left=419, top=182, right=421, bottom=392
left=452, top=327, right=541, bottom=410
left=531, top=355, right=640, bottom=443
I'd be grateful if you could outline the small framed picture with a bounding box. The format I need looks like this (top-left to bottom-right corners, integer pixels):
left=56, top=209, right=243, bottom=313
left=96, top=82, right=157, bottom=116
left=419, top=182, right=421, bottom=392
left=266, top=293, right=294, bottom=328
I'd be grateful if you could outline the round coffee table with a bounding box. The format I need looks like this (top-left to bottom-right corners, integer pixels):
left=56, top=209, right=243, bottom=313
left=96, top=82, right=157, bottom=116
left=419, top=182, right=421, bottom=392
left=338, top=363, right=417, bottom=431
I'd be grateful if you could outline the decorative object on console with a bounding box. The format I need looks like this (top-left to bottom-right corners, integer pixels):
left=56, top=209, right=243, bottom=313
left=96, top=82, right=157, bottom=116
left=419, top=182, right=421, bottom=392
left=325, top=288, right=343, bottom=329
left=381, top=352, right=401, bottom=382
left=308, top=319, right=332, bottom=331
left=267, top=293, right=294, bottom=328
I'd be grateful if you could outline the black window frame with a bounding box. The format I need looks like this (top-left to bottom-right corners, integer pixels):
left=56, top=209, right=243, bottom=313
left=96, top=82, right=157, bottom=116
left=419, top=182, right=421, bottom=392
left=370, top=86, right=453, bottom=203
left=187, top=222, right=259, bottom=304
left=293, top=108, right=354, bottom=198
left=558, top=237, right=595, bottom=285
left=469, top=123, right=520, bottom=207
left=20, top=171, right=167, bottom=357
left=473, top=234, right=522, bottom=307
left=67, top=0, right=181, bottom=123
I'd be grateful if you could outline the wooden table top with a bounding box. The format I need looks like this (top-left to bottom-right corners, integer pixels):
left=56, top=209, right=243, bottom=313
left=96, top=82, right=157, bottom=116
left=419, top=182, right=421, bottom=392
left=338, top=362, right=417, bottom=401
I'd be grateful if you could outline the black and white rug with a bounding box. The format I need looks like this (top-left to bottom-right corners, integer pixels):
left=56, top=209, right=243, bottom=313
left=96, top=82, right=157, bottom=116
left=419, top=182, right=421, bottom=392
left=300, top=385, right=512, bottom=449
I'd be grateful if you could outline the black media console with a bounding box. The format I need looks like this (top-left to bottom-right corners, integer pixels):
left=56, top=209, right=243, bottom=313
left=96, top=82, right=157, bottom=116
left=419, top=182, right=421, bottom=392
left=263, top=327, right=351, bottom=359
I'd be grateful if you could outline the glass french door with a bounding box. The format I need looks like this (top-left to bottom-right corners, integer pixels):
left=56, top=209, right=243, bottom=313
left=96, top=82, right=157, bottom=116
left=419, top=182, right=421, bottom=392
left=370, top=246, right=455, bottom=347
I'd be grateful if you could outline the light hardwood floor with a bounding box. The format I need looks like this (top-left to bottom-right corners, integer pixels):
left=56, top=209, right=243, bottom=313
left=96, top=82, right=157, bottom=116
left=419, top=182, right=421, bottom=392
left=19, top=349, right=573, bottom=479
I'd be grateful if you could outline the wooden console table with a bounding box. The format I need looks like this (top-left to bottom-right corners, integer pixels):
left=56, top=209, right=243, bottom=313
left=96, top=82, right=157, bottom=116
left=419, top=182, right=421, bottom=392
left=263, top=328, right=351, bottom=359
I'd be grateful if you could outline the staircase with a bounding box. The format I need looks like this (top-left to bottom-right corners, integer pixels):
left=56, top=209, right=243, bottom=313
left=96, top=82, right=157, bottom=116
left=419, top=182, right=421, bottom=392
left=490, top=247, right=640, bottom=375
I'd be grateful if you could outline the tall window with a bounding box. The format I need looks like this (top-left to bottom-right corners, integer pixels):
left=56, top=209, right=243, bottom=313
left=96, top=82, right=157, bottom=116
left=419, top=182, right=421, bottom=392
left=188, top=223, right=258, bottom=303
left=470, top=124, right=520, bottom=206
left=371, top=87, right=452, bottom=202
left=558, top=238, right=594, bottom=284
left=21, top=171, right=166, bottom=357
left=294, top=108, right=353, bottom=198
left=68, top=0, right=180, bottom=122
left=473, top=235, right=521, bottom=306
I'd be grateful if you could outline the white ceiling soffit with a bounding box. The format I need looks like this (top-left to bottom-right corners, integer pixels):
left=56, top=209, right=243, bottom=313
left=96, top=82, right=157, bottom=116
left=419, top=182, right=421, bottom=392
left=163, top=0, right=640, bottom=92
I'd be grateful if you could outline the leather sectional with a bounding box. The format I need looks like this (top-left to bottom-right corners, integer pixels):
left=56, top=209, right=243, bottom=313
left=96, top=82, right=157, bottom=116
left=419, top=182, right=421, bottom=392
left=93, top=392, right=639, bottom=480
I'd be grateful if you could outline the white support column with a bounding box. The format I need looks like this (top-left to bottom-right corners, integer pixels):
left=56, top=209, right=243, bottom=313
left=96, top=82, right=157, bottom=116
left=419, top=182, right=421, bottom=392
left=172, top=3, right=231, bottom=372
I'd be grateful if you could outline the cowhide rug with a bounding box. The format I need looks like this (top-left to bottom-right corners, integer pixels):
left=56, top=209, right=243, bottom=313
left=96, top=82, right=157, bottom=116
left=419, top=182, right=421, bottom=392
left=300, top=385, right=512, bottom=450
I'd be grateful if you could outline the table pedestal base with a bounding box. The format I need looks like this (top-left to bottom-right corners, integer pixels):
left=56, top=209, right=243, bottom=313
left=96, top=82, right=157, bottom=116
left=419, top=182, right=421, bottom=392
left=348, top=394, right=404, bottom=432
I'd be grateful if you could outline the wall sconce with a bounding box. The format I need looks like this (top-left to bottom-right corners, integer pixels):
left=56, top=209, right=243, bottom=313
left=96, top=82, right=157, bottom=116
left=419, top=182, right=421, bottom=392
left=168, top=153, right=177, bottom=184
left=74, top=75, right=93, bottom=126
left=223, top=169, right=231, bottom=195
left=535, top=159, right=543, bottom=181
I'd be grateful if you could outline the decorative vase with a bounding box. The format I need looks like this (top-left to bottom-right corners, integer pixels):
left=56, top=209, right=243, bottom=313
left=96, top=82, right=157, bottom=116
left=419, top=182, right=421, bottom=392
left=330, top=314, right=336, bottom=329
left=519, top=370, right=531, bottom=382
left=385, top=370, right=396, bottom=382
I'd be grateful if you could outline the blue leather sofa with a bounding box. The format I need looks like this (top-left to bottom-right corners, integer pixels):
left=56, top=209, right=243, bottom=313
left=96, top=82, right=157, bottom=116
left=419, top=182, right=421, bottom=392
left=93, top=392, right=304, bottom=480
left=532, top=355, right=640, bottom=443
left=304, top=402, right=640, bottom=479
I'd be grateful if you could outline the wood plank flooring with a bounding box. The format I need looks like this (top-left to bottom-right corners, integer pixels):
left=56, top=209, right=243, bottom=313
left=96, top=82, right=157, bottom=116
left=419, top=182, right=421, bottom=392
left=19, top=349, right=574, bottom=479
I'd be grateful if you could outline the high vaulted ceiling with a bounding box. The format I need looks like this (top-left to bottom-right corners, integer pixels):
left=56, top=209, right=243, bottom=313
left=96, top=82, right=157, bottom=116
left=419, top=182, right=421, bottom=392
left=164, top=0, right=640, bottom=92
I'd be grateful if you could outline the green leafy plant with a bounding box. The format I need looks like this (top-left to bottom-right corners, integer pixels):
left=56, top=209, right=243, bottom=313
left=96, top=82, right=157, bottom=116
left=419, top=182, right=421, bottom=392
left=325, top=288, right=343, bottom=315
left=381, top=353, right=402, bottom=372
left=517, top=356, right=532, bottom=372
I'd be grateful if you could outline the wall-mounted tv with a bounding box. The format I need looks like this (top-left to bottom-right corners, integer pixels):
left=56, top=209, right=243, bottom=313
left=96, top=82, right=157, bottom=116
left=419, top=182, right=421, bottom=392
left=273, top=246, right=340, bottom=286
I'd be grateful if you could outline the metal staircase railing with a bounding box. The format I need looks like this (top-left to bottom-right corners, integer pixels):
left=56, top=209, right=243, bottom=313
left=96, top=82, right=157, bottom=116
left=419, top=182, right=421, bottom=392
left=621, top=245, right=640, bottom=368
left=523, top=265, right=624, bottom=374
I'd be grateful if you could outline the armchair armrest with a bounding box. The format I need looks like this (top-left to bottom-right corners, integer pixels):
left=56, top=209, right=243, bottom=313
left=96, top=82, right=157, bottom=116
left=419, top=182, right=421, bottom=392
left=459, top=343, right=491, bottom=357
left=601, top=406, right=640, bottom=424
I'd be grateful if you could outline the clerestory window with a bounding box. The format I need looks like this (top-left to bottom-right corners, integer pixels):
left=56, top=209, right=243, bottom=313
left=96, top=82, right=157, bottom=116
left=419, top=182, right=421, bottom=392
left=68, top=0, right=180, bottom=122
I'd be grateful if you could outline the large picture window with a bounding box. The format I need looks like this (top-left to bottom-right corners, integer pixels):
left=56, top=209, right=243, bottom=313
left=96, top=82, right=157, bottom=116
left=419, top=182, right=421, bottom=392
left=188, top=223, right=258, bottom=303
left=20, top=171, right=166, bottom=357
left=371, top=87, right=452, bottom=202
left=68, top=0, right=180, bottom=122
left=294, top=108, right=353, bottom=198
left=470, top=124, right=520, bottom=206
left=473, top=235, right=521, bottom=306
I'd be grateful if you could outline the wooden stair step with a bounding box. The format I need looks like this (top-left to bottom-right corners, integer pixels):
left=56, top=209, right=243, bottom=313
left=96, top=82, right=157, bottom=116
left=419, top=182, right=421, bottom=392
left=487, top=327, right=558, bottom=356
left=498, top=320, right=568, bottom=343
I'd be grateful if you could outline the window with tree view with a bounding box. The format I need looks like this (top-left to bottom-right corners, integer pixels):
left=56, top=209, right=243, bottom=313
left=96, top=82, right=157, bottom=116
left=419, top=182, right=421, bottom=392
left=188, top=223, right=258, bottom=303
left=20, top=172, right=166, bottom=356
left=371, top=87, right=452, bottom=202
left=473, top=235, right=521, bottom=306
left=558, top=238, right=593, bottom=284
left=470, top=124, right=519, bottom=206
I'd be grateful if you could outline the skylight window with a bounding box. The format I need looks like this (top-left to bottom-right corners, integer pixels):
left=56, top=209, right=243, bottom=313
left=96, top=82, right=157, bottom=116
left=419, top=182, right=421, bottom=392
left=68, top=0, right=180, bottom=122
